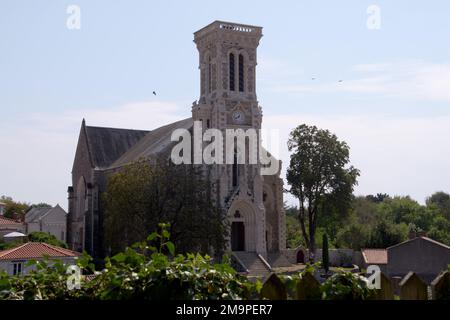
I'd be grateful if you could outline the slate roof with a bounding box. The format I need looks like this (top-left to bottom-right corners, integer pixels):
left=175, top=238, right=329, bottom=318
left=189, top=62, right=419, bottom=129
left=25, top=205, right=67, bottom=224
left=0, top=242, right=80, bottom=260
left=24, top=207, right=52, bottom=223
left=110, top=118, right=193, bottom=169
left=361, top=248, right=388, bottom=264
left=387, top=236, right=450, bottom=250
left=84, top=124, right=149, bottom=169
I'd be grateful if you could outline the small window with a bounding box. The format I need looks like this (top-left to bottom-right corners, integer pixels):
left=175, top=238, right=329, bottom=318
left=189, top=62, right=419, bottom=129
left=13, top=262, right=23, bottom=275
left=229, top=53, right=235, bottom=91
left=206, top=119, right=210, bottom=128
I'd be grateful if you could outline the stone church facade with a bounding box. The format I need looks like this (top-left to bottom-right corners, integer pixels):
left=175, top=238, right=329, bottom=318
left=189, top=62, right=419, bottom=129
left=68, top=21, right=287, bottom=268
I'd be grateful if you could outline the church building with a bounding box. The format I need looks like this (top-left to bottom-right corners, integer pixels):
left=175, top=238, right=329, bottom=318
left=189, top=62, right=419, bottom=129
left=68, top=21, right=288, bottom=272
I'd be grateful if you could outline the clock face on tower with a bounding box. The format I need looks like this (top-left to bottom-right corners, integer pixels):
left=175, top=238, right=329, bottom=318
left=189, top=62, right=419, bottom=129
left=232, top=111, right=245, bottom=124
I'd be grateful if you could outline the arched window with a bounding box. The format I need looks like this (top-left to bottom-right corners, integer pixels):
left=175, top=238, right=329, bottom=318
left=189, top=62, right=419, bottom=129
left=229, top=53, right=235, bottom=91
left=232, top=149, right=239, bottom=187
left=239, top=54, right=244, bottom=92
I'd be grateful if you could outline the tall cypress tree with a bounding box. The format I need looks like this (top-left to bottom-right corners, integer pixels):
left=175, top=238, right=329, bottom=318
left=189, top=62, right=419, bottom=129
left=322, top=233, right=329, bottom=274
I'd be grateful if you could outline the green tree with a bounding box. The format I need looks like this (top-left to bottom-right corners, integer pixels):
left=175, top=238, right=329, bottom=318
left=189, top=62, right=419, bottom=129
left=352, top=196, right=379, bottom=226
left=103, top=160, right=226, bottom=257
left=379, top=196, right=436, bottom=232
left=428, top=216, right=450, bottom=245
left=366, top=193, right=390, bottom=203
left=0, top=196, right=29, bottom=219
left=285, top=212, right=306, bottom=249
left=335, top=221, right=370, bottom=250
left=367, top=218, right=408, bottom=248
left=426, top=191, right=450, bottom=220
left=286, top=124, right=359, bottom=261
left=30, top=203, right=52, bottom=209
left=28, top=232, right=68, bottom=248
left=322, top=233, right=329, bottom=273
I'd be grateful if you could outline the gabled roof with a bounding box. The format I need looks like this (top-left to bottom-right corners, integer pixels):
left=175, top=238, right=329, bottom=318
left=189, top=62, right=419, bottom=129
left=24, top=206, right=52, bottom=223
left=25, top=205, right=67, bottom=224
left=0, top=216, right=23, bottom=226
left=110, top=118, right=193, bottom=169
left=387, top=236, right=450, bottom=251
left=361, top=248, right=388, bottom=264
left=83, top=122, right=149, bottom=169
left=0, top=242, right=80, bottom=260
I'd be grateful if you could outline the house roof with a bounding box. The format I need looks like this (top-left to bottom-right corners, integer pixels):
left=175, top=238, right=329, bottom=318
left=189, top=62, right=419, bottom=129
left=0, top=216, right=22, bottom=226
left=387, top=236, right=450, bottom=250
left=361, top=248, right=388, bottom=264
left=0, top=242, right=80, bottom=260
left=84, top=123, right=149, bottom=169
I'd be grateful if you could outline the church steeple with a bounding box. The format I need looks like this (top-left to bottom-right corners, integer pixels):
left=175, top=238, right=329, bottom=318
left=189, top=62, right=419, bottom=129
left=192, top=21, right=263, bottom=131
left=193, top=21, right=262, bottom=102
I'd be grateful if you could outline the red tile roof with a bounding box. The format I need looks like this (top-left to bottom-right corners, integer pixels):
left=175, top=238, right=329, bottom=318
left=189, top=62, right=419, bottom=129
left=0, top=216, right=23, bottom=226
left=0, top=242, right=81, bottom=260
left=361, top=248, right=388, bottom=264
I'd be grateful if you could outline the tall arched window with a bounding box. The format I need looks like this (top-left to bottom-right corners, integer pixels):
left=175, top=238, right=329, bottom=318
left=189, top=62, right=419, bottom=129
left=229, top=53, right=235, bottom=91
left=232, top=149, right=239, bottom=187
left=239, top=54, right=244, bottom=92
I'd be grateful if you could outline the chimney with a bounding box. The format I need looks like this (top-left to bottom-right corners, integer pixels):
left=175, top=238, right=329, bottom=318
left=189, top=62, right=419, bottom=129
left=408, top=229, right=416, bottom=240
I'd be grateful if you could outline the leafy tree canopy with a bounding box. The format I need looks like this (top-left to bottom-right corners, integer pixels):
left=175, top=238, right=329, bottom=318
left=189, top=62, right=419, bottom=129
left=28, top=232, right=68, bottom=248
left=0, top=195, right=30, bottom=219
left=103, top=159, right=226, bottom=258
left=286, top=124, right=359, bottom=260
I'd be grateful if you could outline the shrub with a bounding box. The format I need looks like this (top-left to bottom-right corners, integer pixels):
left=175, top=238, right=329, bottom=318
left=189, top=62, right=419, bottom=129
left=28, top=232, right=68, bottom=248
left=0, top=223, right=258, bottom=300
left=321, top=270, right=375, bottom=300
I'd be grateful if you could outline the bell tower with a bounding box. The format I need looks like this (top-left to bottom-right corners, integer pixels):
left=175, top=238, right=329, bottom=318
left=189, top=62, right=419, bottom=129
left=192, top=21, right=263, bottom=131
left=192, top=21, right=269, bottom=256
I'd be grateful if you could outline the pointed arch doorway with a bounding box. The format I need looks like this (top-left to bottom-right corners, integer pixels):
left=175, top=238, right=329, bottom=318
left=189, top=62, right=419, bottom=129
left=228, top=200, right=257, bottom=252
left=231, top=221, right=245, bottom=251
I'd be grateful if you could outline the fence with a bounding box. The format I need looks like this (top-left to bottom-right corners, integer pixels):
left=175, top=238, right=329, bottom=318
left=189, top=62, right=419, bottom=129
left=258, top=270, right=450, bottom=300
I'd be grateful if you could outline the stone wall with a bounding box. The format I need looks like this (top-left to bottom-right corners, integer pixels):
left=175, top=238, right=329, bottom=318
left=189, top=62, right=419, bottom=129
left=314, top=249, right=355, bottom=267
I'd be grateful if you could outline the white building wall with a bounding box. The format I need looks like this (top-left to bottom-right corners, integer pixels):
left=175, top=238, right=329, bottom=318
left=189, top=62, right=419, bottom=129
left=0, top=257, right=77, bottom=276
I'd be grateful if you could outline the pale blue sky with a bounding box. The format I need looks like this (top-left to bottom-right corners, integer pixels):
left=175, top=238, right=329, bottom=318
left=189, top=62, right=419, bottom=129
left=1, top=1, right=450, bottom=208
